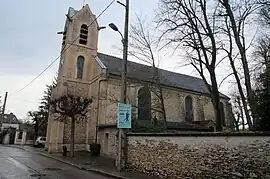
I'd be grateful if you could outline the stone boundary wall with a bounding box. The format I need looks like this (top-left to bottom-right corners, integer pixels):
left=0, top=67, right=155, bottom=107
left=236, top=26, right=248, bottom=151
left=127, top=132, right=270, bottom=179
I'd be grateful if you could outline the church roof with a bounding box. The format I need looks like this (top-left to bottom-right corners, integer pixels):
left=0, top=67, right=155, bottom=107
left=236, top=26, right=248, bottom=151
left=97, top=53, right=229, bottom=99
left=63, top=7, right=79, bottom=31
left=68, top=7, right=78, bottom=17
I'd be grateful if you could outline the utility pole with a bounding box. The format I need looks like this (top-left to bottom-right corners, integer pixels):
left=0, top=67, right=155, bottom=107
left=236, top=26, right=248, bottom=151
left=118, top=0, right=129, bottom=172
left=0, top=92, right=8, bottom=130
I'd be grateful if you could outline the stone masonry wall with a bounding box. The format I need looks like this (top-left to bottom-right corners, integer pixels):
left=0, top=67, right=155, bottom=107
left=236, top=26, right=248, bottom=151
left=63, top=118, right=86, bottom=145
left=127, top=133, right=270, bottom=179
left=103, top=78, right=230, bottom=125
left=98, top=128, right=117, bottom=158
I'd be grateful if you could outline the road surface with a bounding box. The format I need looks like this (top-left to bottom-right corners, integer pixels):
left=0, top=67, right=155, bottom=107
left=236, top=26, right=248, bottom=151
left=0, top=145, right=112, bottom=179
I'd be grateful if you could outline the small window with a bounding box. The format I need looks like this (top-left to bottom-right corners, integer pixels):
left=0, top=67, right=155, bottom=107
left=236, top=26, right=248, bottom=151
left=76, top=56, right=85, bottom=79
left=79, top=24, right=88, bottom=45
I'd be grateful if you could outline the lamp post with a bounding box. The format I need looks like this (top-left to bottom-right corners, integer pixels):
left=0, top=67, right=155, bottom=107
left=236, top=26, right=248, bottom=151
left=109, top=0, right=129, bottom=171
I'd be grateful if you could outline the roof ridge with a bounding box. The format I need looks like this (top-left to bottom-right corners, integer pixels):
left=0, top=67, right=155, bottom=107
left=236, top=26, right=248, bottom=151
left=97, top=52, right=202, bottom=81
left=97, top=52, right=229, bottom=99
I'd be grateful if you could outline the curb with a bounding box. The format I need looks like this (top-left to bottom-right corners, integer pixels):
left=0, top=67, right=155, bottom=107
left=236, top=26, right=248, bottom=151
left=38, top=152, right=128, bottom=179
left=0, top=145, right=26, bottom=151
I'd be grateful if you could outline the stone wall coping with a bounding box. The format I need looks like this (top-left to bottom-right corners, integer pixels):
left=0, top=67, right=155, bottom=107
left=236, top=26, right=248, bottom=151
left=127, top=131, right=270, bottom=137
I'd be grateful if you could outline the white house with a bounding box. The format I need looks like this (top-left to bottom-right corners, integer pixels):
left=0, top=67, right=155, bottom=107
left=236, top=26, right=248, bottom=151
left=0, top=113, right=20, bottom=144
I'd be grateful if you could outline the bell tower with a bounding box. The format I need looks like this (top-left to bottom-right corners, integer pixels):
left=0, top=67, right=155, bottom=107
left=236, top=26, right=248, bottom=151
left=46, top=5, right=99, bottom=152
left=57, top=5, right=99, bottom=82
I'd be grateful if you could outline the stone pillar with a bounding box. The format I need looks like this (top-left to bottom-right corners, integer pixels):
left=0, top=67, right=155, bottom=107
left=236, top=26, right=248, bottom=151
left=3, top=134, right=10, bottom=144
left=48, top=120, right=57, bottom=153
left=21, top=130, right=27, bottom=145
left=86, top=104, right=97, bottom=148
left=48, top=120, right=64, bottom=153
left=47, top=83, right=66, bottom=152
left=14, top=130, right=19, bottom=144
left=57, top=121, right=64, bottom=151
left=45, top=113, right=53, bottom=150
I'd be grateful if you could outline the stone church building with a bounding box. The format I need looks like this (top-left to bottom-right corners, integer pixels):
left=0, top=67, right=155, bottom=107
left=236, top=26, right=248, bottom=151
left=45, top=5, right=232, bottom=157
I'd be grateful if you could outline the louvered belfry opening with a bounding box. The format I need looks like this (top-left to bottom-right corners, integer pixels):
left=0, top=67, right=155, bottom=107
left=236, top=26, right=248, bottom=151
left=62, top=30, right=67, bottom=46
left=79, top=24, right=88, bottom=45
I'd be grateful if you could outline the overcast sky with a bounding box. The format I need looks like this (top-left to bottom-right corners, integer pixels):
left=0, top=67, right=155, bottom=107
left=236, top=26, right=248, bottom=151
left=0, top=0, right=232, bottom=119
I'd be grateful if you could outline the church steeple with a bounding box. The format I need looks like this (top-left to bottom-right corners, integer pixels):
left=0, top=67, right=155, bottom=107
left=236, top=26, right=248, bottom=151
left=57, top=5, right=99, bottom=81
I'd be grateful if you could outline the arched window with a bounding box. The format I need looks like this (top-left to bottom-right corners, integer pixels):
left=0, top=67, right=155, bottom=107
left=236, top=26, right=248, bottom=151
left=220, top=102, right=226, bottom=126
left=185, top=96, right=194, bottom=122
left=138, top=86, right=151, bottom=120
left=79, top=24, right=88, bottom=45
left=76, top=56, right=84, bottom=79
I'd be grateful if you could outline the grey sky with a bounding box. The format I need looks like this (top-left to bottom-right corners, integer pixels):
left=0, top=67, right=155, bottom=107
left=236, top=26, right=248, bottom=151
left=0, top=0, right=231, bottom=119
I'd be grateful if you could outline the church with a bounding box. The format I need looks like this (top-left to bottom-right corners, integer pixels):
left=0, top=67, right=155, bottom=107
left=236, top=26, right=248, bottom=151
left=45, top=5, right=232, bottom=157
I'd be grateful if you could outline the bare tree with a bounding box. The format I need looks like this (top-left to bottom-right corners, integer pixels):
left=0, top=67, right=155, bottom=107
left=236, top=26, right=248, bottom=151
left=0, top=98, right=2, bottom=114
left=236, top=96, right=246, bottom=130
left=229, top=88, right=247, bottom=131
left=50, top=95, right=92, bottom=157
left=157, top=0, right=224, bottom=131
left=253, top=35, right=270, bottom=69
left=218, top=0, right=268, bottom=127
left=260, top=3, right=270, bottom=26
left=129, top=17, right=167, bottom=123
left=218, top=14, right=253, bottom=129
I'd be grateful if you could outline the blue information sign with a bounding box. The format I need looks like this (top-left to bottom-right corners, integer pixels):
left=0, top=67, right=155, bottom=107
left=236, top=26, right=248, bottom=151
left=117, top=103, right=132, bottom=129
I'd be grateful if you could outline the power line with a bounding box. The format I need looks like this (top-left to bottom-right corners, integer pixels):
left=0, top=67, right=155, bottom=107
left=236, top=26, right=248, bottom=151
left=9, top=0, right=115, bottom=96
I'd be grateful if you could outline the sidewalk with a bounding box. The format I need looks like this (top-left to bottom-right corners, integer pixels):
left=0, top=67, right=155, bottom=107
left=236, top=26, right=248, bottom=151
left=5, top=145, right=157, bottom=179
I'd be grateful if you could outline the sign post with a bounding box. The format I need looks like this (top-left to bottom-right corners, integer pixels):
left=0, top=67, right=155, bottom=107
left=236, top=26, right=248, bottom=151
left=117, top=103, right=132, bottom=129
left=117, top=103, right=131, bottom=170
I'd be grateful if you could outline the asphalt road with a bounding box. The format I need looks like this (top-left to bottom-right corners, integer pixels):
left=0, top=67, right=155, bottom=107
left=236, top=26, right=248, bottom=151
left=0, top=146, right=113, bottom=179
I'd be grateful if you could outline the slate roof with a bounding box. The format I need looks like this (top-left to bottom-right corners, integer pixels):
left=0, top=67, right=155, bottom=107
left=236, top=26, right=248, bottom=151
left=68, top=7, right=78, bottom=17
left=0, top=113, right=19, bottom=124
left=64, top=7, right=79, bottom=31
left=97, top=53, right=229, bottom=99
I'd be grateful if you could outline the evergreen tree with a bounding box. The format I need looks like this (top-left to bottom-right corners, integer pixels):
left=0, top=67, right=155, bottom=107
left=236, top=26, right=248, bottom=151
left=28, top=78, right=57, bottom=140
left=38, top=78, right=57, bottom=131
left=253, top=36, right=270, bottom=131
left=254, top=69, right=270, bottom=131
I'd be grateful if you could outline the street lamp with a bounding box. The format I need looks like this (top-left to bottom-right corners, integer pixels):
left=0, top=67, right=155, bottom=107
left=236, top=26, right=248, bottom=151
left=109, top=23, right=119, bottom=31
left=109, top=23, right=124, bottom=43
left=108, top=0, right=129, bottom=172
